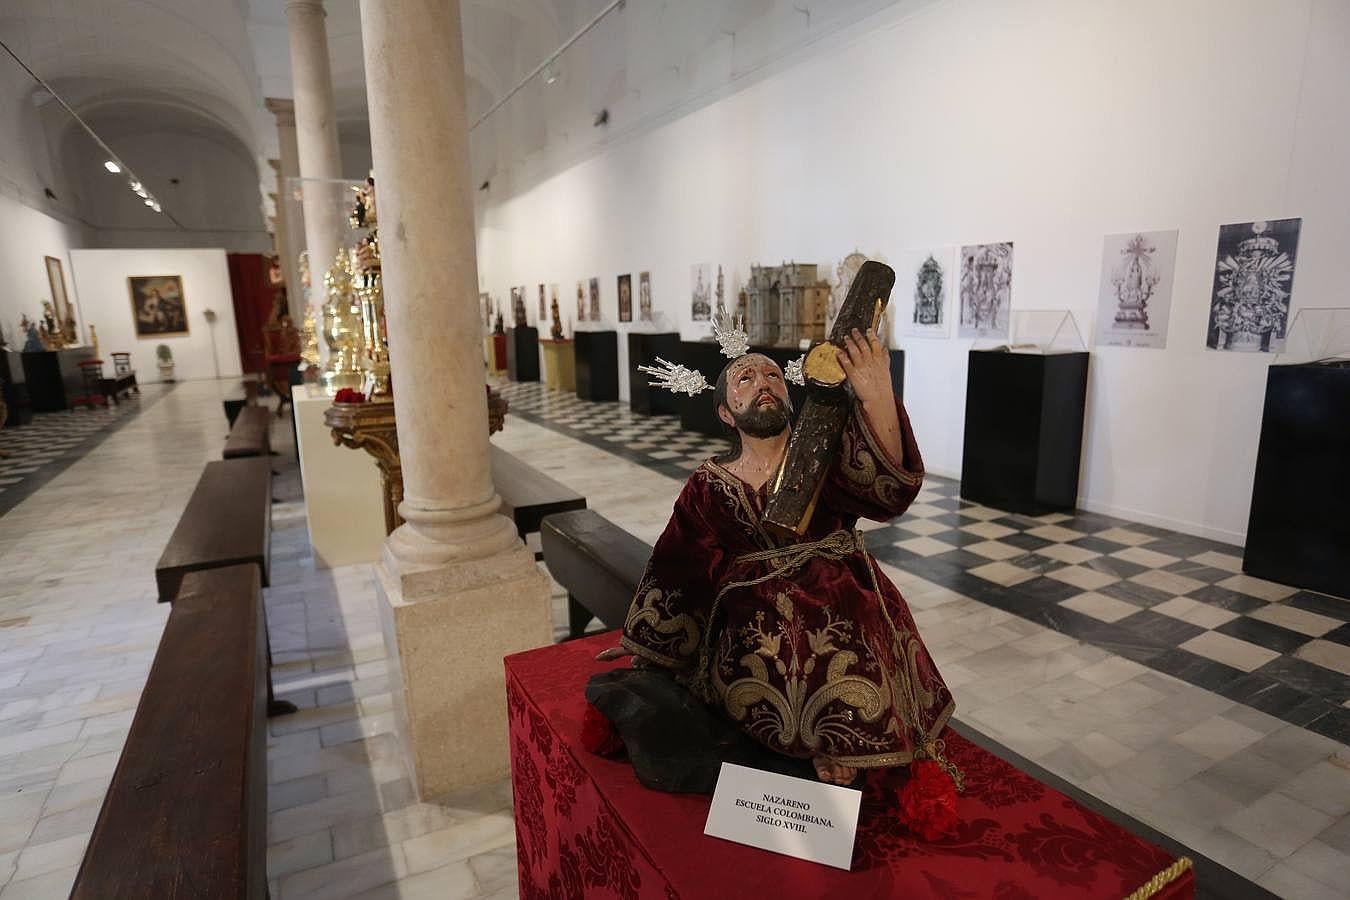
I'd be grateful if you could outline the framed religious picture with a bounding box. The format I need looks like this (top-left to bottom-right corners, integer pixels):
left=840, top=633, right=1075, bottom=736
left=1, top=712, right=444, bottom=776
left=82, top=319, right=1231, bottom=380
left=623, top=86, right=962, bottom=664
left=896, top=247, right=955, bottom=340
left=576, top=281, right=586, bottom=321
left=617, top=273, right=632, bottom=322
left=45, top=256, right=71, bottom=329
left=1095, top=230, right=1179, bottom=349
left=588, top=277, right=601, bottom=321
left=1206, top=218, right=1301, bottom=353
left=639, top=271, right=652, bottom=321
left=538, top=283, right=546, bottom=321
left=127, top=275, right=189, bottom=337
left=957, top=242, right=1013, bottom=340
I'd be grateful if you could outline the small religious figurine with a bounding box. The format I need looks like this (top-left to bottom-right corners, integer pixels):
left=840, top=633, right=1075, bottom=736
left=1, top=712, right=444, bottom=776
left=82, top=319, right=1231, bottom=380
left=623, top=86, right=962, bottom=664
left=512, top=291, right=527, bottom=327
left=493, top=303, right=505, bottom=336
left=89, top=324, right=99, bottom=357
left=550, top=297, right=564, bottom=340
left=63, top=316, right=77, bottom=346
left=597, top=261, right=960, bottom=798
left=20, top=315, right=43, bottom=352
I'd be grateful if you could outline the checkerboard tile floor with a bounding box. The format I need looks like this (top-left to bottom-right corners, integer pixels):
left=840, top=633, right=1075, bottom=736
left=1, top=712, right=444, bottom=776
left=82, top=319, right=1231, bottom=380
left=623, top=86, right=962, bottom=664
left=0, top=390, right=159, bottom=517
left=494, top=378, right=1349, bottom=746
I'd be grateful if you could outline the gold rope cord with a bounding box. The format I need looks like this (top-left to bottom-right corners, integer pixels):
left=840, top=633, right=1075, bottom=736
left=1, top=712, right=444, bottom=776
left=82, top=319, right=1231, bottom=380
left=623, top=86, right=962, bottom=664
left=1122, top=856, right=1193, bottom=900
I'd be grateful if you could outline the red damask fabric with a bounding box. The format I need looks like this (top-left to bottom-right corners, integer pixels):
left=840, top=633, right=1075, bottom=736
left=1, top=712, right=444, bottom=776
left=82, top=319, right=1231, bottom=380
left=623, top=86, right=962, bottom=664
left=508, top=632, right=1194, bottom=900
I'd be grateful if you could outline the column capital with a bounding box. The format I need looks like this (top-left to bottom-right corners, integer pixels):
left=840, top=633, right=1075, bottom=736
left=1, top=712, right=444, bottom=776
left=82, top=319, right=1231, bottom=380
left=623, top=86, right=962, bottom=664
left=264, top=97, right=296, bottom=126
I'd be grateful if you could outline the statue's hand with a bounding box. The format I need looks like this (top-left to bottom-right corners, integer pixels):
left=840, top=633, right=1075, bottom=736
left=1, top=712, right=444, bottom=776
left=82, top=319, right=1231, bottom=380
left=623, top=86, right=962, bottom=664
left=836, top=327, right=892, bottom=406
left=595, top=646, right=633, bottom=662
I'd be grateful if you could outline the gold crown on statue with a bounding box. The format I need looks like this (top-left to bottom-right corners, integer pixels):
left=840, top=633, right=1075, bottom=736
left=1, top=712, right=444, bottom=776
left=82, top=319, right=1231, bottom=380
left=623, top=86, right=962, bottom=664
left=638, top=310, right=805, bottom=395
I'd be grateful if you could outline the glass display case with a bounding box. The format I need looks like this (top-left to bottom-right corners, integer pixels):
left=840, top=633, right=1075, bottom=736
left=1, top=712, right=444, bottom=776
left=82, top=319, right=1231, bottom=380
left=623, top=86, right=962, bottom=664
left=1273, top=307, right=1350, bottom=365
left=974, top=310, right=1087, bottom=353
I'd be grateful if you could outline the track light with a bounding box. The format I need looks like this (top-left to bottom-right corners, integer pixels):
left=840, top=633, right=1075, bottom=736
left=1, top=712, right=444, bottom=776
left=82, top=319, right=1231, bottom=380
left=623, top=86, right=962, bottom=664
left=104, top=160, right=121, bottom=173
left=143, top=198, right=155, bottom=207
left=543, top=62, right=559, bottom=85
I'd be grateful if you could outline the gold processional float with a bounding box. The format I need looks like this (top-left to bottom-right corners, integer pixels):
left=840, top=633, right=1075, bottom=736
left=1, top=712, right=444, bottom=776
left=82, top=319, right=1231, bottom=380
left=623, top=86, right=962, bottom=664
left=317, top=175, right=507, bottom=535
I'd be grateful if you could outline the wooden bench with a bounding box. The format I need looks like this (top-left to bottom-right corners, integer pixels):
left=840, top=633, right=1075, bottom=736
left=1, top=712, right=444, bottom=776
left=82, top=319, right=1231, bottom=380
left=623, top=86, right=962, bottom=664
left=540, top=509, right=652, bottom=639
left=490, top=444, right=587, bottom=558
left=223, top=405, right=272, bottom=459
left=70, top=565, right=268, bottom=900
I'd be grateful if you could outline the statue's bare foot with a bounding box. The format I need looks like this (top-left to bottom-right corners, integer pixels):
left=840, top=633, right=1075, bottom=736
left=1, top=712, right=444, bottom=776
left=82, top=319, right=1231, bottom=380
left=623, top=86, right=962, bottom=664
left=813, top=757, right=858, bottom=785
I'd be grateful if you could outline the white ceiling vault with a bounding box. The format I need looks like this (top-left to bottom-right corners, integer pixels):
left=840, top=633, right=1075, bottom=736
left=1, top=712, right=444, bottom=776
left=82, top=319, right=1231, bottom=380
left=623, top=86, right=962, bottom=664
left=1, top=0, right=917, bottom=228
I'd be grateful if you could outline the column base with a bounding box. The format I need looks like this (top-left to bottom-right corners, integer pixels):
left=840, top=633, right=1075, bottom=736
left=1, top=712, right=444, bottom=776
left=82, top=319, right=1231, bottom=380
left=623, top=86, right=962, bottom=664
left=374, top=539, right=553, bottom=799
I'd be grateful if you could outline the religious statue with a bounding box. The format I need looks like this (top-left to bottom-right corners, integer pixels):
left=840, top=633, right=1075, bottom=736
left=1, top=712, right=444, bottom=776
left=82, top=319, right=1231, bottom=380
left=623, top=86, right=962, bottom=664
left=598, top=261, right=960, bottom=799
left=550, top=297, right=564, bottom=340
left=39, top=302, right=66, bottom=350
left=512, top=290, right=528, bottom=327
left=20, top=315, right=42, bottom=352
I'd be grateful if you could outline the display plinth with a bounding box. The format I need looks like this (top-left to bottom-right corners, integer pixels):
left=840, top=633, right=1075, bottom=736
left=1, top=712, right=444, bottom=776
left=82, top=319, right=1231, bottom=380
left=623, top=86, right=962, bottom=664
left=507, top=632, right=1193, bottom=899
left=485, top=334, right=507, bottom=375
left=507, top=326, right=540, bottom=382
left=960, top=350, right=1089, bottom=515
left=540, top=339, right=576, bottom=392
left=575, top=330, right=619, bottom=402
left=627, top=332, right=682, bottom=415
left=293, top=386, right=387, bottom=567
left=20, top=347, right=96, bottom=411
left=1244, top=361, right=1350, bottom=598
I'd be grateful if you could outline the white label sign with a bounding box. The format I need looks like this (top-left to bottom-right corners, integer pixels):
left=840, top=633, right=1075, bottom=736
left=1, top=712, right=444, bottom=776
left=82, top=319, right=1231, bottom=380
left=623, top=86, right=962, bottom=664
left=703, top=762, right=862, bottom=870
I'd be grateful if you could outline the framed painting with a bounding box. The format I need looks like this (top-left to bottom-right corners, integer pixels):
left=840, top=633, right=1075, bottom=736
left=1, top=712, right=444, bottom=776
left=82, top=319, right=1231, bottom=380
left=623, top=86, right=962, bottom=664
left=45, top=256, right=70, bottom=326
left=128, top=275, right=189, bottom=337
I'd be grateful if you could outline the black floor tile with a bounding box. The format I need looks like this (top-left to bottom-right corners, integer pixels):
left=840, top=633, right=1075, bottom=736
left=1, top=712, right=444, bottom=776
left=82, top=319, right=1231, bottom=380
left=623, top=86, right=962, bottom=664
left=925, top=513, right=968, bottom=529
left=1009, top=575, right=1082, bottom=604
left=1003, top=553, right=1068, bottom=577
left=1149, top=648, right=1246, bottom=694
left=1069, top=535, right=1127, bottom=555
left=990, top=513, right=1044, bottom=531
left=1118, top=610, right=1207, bottom=645
left=1162, top=561, right=1237, bottom=584
left=926, top=497, right=961, bottom=511
left=1286, top=591, right=1350, bottom=622
left=1304, top=706, right=1350, bottom=744
left=932, top=548, right=995, bottom=570
left=1323, top=623, right=1350, bottom=647
left=1084, top=555, right=1148, bottom=580
left=1281, top=696, right=1343, bottom=730
left=1214, top=617, right=1311, bottom=655
left=1218, top=672, right=1314, bottom=718
left=1098, top=579, right=1173, bottom=609
left=1255, top=656, right=1350, bottom=705
left=1188, top=584, right=1268, bottom=614
left=999, top=532, right=1054, bottom=552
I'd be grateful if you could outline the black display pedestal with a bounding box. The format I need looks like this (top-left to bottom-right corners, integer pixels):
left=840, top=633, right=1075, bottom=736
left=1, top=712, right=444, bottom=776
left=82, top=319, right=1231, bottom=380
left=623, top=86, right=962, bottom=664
left=20, top=347, right=96, bottom=412
left=506, top=327, right=540, bottom=382
left=1243, top=361, right=1350, bottom=599
left=960, top=350, right=1090, bottom=515
left=627, top=332, right=682, bottom=415
left=2, top=352, right=31, bottom=427
left=575, top=330, right=619, bottom=402
left=675, top=341, right=905, bottom=438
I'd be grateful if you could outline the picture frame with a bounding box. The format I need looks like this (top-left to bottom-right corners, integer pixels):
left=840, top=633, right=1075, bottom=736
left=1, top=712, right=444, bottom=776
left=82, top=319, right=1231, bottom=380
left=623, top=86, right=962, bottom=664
left=127, top=275, right=190, bottom=337
left=45, top=256, right=70, bottom=328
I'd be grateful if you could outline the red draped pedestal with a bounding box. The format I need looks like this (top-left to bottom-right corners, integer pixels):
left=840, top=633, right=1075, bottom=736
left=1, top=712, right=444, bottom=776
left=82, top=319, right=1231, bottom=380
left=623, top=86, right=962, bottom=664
left=506, top=632, right=1194, bottom=900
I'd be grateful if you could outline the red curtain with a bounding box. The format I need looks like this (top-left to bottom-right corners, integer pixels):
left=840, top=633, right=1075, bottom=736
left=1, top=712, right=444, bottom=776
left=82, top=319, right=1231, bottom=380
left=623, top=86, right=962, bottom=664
left=227, top=253, right=279, bottom=377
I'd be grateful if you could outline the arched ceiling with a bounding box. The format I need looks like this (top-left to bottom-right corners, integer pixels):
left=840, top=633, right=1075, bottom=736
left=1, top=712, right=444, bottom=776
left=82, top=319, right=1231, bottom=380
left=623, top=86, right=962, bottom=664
left=2, top=0, right=917, bottom=223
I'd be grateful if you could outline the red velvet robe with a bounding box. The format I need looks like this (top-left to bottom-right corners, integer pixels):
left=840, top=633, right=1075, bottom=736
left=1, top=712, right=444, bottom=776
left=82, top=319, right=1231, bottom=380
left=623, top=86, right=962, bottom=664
left=621, top=399, right=954, bottom=768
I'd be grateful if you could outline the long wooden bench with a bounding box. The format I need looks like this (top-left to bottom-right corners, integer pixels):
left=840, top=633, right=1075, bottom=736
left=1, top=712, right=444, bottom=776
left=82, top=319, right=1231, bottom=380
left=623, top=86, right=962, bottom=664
left=155, top=458, right=272, bottom=603
left=491, top=444, right=587, bottom=558
left=540, top=508, right=652, bottom=639
left=70, top=565, right=268, bottom=900
left=223, top=405, right=272, bottom=459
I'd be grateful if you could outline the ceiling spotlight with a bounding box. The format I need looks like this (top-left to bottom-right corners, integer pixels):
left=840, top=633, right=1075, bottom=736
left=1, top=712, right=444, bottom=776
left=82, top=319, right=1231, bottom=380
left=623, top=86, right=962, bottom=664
left=151, top=201, right=162, bottom=213
left=104, top=160, right=121, bottom=174
left=594, top=108, right=609, bottom=127
left=144, top=198, right=155, bottom=207
left=542, top=62, right=560, bottom=85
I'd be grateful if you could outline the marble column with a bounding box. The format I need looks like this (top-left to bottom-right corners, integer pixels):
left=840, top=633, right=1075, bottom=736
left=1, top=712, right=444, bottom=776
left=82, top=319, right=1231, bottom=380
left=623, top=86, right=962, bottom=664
left=265, top=97, right=306, bottom=321
left=284, top=1, right=344, bottom=284
left=359, top=0, right=551, bottom=797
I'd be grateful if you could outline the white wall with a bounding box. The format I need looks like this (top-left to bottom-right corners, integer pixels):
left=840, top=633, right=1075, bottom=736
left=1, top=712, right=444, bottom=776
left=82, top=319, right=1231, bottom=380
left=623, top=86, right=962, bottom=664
left=474, top=0, right=1350, bottom=545
left=68, top=248, right=243, bottom=383
left=0, top=196, right=87, bottom=347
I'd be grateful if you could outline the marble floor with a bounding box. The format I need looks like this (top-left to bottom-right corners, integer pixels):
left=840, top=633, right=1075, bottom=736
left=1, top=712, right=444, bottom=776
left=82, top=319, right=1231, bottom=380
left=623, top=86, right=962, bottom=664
left=0, top=379, right=1346, bottom=899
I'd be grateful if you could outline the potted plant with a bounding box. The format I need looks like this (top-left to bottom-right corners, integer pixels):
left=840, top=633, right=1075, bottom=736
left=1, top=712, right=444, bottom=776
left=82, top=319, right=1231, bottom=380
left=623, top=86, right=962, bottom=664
left=156, top=344, right=175, bottom=382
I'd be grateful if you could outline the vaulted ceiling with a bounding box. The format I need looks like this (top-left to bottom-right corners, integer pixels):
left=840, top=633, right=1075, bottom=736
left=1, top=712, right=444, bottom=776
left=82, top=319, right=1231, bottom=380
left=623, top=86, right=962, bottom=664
left=2, top=0, right=913, bottom=222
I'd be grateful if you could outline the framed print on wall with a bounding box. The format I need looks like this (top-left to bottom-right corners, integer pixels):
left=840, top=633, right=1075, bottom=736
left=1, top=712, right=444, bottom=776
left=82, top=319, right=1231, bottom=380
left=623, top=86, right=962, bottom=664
left=45, top=256, right=71, bottom=328
left=128, top=275, right=189, bottom=337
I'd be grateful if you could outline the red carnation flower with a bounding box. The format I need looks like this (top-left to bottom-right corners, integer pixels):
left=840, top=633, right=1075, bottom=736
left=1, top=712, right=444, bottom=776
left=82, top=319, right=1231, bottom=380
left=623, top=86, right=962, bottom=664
left=579, top=704, right=624, bottom=756
left=899, top=760, right=960, bottom=841
left=334, top=388, right=366, bottom=404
